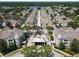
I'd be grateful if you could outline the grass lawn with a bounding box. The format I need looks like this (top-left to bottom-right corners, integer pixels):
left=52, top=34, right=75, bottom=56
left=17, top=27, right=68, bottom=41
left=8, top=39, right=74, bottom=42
left=55, top=46, right=76, bottom=56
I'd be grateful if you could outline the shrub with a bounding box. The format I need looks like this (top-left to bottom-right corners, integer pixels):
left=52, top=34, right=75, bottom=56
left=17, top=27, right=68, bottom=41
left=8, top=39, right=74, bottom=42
left=64, top=49, right=75, bottom=55
left=8, top=40, right=17, bottom=52
left=59, top=40, right=66, bottom=50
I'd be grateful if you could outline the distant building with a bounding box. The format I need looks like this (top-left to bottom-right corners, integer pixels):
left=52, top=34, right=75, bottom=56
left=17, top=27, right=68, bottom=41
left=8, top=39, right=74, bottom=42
left=7, top=20, right=22, bottom=27
left=31, top=35, right=46, bottom=45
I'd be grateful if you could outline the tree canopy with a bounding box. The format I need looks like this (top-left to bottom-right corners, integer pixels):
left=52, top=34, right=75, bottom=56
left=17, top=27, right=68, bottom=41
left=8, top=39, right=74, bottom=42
left=70, top=39, right=79, bottom=53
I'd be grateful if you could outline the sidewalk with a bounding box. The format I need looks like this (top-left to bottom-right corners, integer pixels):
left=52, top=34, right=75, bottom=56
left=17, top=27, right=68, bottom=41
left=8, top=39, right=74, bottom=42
left=53, top=48, right=72, bottom=57
left=4, top=48, right=24, bottom=57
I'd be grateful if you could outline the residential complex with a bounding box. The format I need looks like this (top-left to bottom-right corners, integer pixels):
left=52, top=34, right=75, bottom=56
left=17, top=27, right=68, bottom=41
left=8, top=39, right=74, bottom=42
left=0, top=2, right=79, bottom=57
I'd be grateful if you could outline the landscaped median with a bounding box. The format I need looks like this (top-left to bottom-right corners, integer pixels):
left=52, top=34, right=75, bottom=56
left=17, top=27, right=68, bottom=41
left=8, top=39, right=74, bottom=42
left=53, top=48, right=72, bottom=57
left=4, top=48, right=23, bottom=57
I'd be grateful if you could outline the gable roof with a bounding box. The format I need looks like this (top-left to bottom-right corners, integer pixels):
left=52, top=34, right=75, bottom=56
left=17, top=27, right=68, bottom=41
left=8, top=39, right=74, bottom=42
left=31, top=35, right=46, bottom=43
left=54, top=27, right=79, bottom=40
left=0, top=28, right=23, bottom=40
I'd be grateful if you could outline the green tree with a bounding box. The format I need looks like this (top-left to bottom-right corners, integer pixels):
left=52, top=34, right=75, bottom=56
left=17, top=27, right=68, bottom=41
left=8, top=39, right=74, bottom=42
left=59, top=40, right=65, bottom=50
left=6, top=21, right=13, bottom=29
left=68, top=21, right=78, bottom=29
left=70, top=39, right=79, bottom=53
left=68, top=15, right=79, bottom=29
left=21, top=46, right=37, bottom=57
left=22, top=24, right=32, bottom=30
left=0, top=39, right=7, bottom=54
left=8, top=40, right=17, bottom=51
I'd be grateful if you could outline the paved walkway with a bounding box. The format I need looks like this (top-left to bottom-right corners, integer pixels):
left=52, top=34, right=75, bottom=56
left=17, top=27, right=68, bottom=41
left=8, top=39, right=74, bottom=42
left=4, top=48, right=68, bottom=57
left=4, top=43, right=71, bottom=57
left=52, top=48, right=72, bottom=57
left=27, top=34, right=34, bottom=46
left=52, top=50, right=64, bottom=57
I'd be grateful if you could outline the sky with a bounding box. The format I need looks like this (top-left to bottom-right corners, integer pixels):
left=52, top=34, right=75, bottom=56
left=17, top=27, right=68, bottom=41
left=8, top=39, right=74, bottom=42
left=0, top=0, right=79, bottom=2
